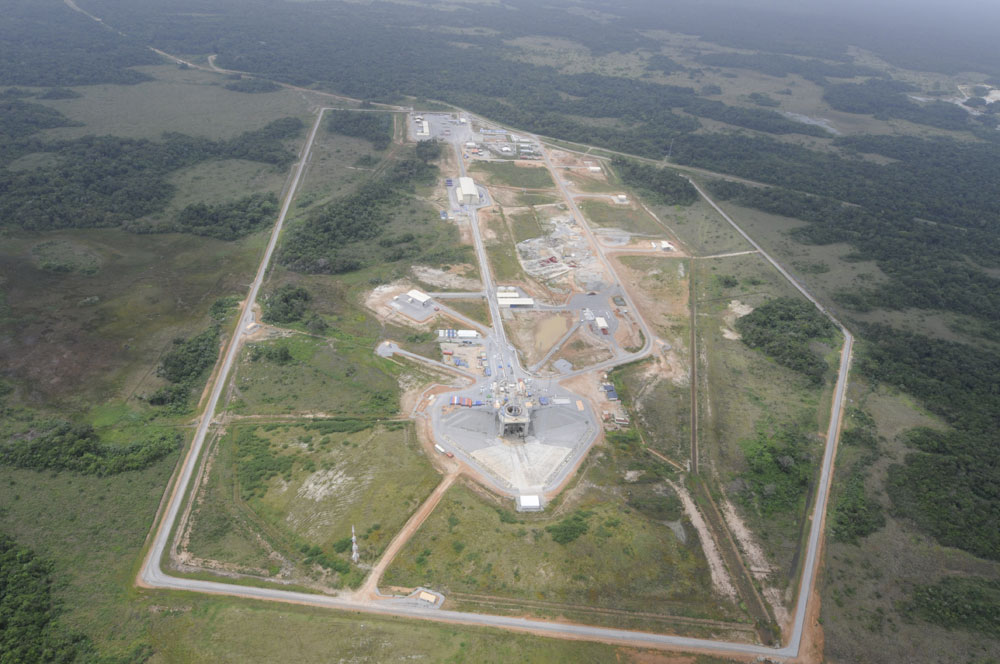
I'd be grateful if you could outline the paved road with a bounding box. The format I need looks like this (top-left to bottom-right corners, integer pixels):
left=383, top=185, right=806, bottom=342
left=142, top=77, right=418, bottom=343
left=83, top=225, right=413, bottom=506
left=689, top=178, right=854, bottom=656
left=138, top=107, right=326, bottom=591
left=94, top=66, right=852, bottom=659
left=66, top=1, right=850, bottom=656
left=378, top=342, right=479, bottom=381
left=539, top=141, right=655, bottom=363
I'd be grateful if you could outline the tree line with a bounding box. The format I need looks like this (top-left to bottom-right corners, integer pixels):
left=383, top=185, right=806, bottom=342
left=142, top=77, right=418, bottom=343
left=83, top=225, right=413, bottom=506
left=1, top=421, right=179, bottom=476
left=0, top=118, right=302, bottom=233
left=611, top=157, right=697, bottom=206
left=734, top=297, right=836, bottom=385
left=327, top=110, right=393, bottom=150
left=148, top=326, right=221, bottom=411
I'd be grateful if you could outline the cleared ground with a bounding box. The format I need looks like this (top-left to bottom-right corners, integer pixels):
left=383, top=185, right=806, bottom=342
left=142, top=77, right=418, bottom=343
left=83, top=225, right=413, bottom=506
left=470, top=161, right=556, bottom=189
left=579, top=199, right=665, bottom=236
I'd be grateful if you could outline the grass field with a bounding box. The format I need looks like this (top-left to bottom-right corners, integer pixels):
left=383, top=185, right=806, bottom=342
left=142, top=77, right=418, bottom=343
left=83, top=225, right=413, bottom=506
left=0, top=459, right=672, bottom=664
left=384, top=443, right=749, bottom=631
left=185, top=420, right=439, bottom=588
left=446, top=298, right=491, bottom=326
left=578, top=199, right=665, bottom=235
left=146, top=597, right=627, bottom=663
left=482, top=211, right=526, bottom=283
left=508, top=208, right=546, bottom=242
left=0, top=227, right=264, bottom=410
left=184, top=430, right=279, bottom=574
left=37, top=64, right=316, bottom=141
left=470, top=161, right=555, bottom=189
left=656, top=197, right=752, bottom=256
left=291, top=125, right=386, bottom=212
left=227, top=335, right=401, bottom=417
left=693, top=253, right=838, bottom=585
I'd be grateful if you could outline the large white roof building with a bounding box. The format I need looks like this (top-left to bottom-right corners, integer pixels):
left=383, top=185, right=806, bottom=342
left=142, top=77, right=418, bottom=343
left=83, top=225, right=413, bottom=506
left=458, top=177, right=478, bottom=205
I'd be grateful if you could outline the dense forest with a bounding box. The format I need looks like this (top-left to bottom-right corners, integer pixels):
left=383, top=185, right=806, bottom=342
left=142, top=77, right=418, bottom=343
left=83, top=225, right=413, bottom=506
left=737, top=425, right=816, bottom=517
left=261, top=285, right=312, bottom=324
left=327, top=110, right=394, bottom=150
left=734, top=297, right=836, bottom=385
left=1, top=0, right=159, bottom=87
left=0, top=421, right=179, bottom=475
left=0, top=118, right=302, bottom=232
left=706, top=179, right=1000, bottom=324
left=148, top=327, right=221, bottom=411
left=0, top=99, right=80, bottom=139
left=278, top=151, right=448, bottom=274
left=0, top=534, right=90, bottom=663
left=822, top=79, right=976, bottom=131
left=173, top=192, right=278, bottom=240
left=611, top=157, right=697, bottom=206
left=693, top=52, right=879, bottom=82
left=859, top=325, right=1000, bottom=560
left=902, top=576, right=1000, bottom=637
left=830, top=414, right=885, bottom=544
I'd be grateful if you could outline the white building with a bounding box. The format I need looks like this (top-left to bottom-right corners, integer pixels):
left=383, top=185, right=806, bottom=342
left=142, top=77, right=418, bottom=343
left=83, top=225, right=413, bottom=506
left=456, top=330, right=479, bottom=339
left=407, top=289, right=432, bottom=306
left=458, top=177, right=478, bottom=205
left=499, top=297, right=534, bottom=308
left=595, top=316, right=609, bottom=330
left=516, top=495, right=542, bottom=512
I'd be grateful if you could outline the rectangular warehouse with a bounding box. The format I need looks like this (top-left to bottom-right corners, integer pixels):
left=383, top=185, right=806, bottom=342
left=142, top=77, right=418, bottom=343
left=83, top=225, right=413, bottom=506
left=458, top=177, right=478, bottom=205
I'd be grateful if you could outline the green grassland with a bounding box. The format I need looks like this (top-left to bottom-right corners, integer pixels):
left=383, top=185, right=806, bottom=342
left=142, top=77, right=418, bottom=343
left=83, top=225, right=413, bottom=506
left=653, top=196, right=752, bottom=256
left=578, top=199, right=665, bottom=236
left=470, top=161, right=556, bottom=189
left=563, top=170, right=621, bottom=194
left=249, top=423, right=437, bottom=558
left=384, top=446, right=749, bottom=632
left=508, top=208, right=546, bottom=242
left=613, top=256, right=692, bottom=463
left=693, top=253, right=838, bottom=584
left=145, top=158, right=291, bottom=222
left=708, top=199, right=887, bottom=311
left=185, top=421, right=439, bottom=588
left=184, top=430, right=279, bottom=574
left=483, top=212, right=527, bottom=283
left=445, top=298, right=491, bottom=327
left=291, top=124, right=388, bottom=212
left=0, top=458, right=655, bottom=664
left=515, top=191, right=561, bottom=206
left=36, top=64, right=316, bottom=141
left=0, top=227, right=264, bottom=410
left=227, top=335, right=400, bottom=417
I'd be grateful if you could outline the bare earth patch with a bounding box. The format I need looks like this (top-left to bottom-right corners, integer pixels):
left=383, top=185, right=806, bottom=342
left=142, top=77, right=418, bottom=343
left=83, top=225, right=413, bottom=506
left=721, top=299, right=753, bottom=340
left=411, top=264, right=482, bottom=291
left=666, top=479, right=738, bottom=601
